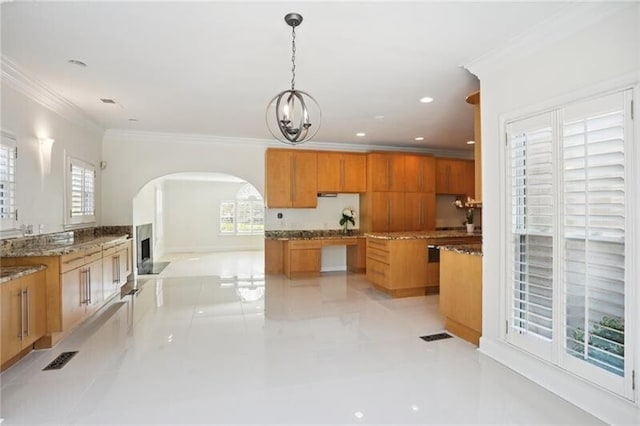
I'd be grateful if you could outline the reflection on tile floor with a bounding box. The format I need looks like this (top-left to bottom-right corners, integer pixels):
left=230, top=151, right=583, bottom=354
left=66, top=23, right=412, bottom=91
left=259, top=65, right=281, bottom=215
left=0, top=251, right=603, bottom=424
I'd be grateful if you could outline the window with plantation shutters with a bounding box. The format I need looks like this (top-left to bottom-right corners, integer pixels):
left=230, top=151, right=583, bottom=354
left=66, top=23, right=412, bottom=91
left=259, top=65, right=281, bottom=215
left=505, top=89, right=633, bottom=397
left=67, top=157, right=96, bottom=224
left=0, top=133, right=17, bottom=230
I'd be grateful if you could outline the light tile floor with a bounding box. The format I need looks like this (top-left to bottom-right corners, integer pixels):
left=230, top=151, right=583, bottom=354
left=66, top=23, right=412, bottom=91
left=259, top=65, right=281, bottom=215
left=0, top=251, right=603, bottom=424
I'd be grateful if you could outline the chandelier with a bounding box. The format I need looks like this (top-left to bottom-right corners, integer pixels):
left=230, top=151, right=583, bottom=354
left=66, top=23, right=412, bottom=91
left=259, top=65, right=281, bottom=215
left=266, top=13, right=321, bottom=145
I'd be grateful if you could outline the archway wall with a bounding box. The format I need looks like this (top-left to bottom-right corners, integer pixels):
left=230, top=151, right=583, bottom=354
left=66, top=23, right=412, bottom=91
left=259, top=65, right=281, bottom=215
left=101, top=130, right=269, bottom=227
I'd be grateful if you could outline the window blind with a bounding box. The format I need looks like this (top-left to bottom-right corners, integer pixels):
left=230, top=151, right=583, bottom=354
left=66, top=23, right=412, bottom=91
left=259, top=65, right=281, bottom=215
left=68, top=158, right=95, bottom=223
left=0, top=141, right=17, bottom=223
left=510, top=114, right=554, bottom=342
left=563, top=98, right=625, bottom=377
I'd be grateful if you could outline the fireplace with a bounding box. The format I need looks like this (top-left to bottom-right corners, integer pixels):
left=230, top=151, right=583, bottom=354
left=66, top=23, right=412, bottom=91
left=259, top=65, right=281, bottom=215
left=136, top=223, right=169, bottom=275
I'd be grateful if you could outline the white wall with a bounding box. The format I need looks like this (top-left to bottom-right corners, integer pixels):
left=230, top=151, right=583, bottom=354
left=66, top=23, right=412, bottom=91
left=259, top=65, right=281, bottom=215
left=470, top=3, right=640, bottom=423
left=0, top=81, right=104, bottom=236
left=162, top=179, right=263, bottom=253
left=132, top=179, right=163, bottom=260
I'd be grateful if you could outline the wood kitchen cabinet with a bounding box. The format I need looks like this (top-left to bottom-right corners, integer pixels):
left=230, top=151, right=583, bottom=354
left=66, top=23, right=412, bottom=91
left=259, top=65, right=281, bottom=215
left=265, top=148, right=317, bottom=208
left=367, top=152, right=405, bottom=192
left=370, top=191, right=405, bottom=232
left=283, top=240, right=322, bottom=278
left=317, top=151, right=366, bottom=193
left=404, top=192, right=435, bottom=231
left=435, top=158, right=475, bottom=196
left=62, top=254, right=103, bottom=331
left=366, top=238, right=428, bottom=298
left=1, top=269, right=47, bottom=371
left=103, top=239, right=132, bottom=300
left=466, top=91, right=482, bottom=201
left=404, top=154, right=436, bottom=193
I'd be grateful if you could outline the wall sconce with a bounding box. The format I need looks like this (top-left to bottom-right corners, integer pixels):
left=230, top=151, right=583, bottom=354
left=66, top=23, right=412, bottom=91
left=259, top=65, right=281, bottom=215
left=38, top=136, right=55, bottom=175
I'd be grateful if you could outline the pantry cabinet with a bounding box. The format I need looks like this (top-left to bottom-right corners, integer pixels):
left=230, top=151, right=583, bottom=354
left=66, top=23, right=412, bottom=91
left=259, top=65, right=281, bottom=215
left=367, top=152, right=405, bottom=192
left=317, top=151, right=366, bottom=193
left=404, top=192, right=436, bottom=231
left=404, top=154, right=436, bottom=193
left=370, top=192, right=405, bottom=232
left=265, top=149, right=317, bottom=208
left=1, top=269, right=47, bottom=370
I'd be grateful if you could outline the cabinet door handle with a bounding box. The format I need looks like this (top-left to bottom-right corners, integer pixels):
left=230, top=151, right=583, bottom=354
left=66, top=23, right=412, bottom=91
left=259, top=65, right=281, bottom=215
left=88, top=268, right=92, bottom=304
left=24, top=288, right=30, bottom=337
left=387, top=199, right=391, bottom=228
left=18, top=289, right=24, bottom=340
left=117, top=257, right=121, bottom=284
left=291, top=156, right=296, bottom=203
left=387, top=160, right=392, bottom=189
left=113, top=257, right=118, bottom=284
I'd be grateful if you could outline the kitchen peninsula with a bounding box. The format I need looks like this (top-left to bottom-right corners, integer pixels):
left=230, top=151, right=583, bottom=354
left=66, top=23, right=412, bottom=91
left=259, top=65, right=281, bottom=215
left=365, top=230, right=481, bottom=297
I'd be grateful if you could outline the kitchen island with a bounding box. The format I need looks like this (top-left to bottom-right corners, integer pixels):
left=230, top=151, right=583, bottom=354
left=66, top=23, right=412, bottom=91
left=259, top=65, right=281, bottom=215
left=439, top=244, right=482, bottom=345
left=365, top=230, right=481, bottom=297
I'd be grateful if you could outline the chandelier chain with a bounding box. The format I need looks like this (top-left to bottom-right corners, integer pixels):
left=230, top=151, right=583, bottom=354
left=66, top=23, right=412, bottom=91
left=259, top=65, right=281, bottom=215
left=290, top=25, right=296, bottom=90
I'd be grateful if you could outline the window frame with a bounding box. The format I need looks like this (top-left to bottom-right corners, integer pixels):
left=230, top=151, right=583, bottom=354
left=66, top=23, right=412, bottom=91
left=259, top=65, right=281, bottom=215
left=218, top=184, right=264, bottom=235
left=65, top=156, right=96, bottom=226
left=502, top=88, right=635, bottom=399
left=0, top=131, right=18, bottom=231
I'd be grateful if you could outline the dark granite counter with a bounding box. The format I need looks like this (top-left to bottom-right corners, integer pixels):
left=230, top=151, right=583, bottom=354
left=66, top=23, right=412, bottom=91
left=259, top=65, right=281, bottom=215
left=265, top=230, right=364, bottom=240
left=439, top=243, right=483, bottom=256
left=365, top=230, right=482, bottom=240
left=1, top=264, right=47, bottom=284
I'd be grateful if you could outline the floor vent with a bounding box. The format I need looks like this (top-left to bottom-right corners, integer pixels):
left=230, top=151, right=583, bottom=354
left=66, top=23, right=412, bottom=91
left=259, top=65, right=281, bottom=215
left=419, top=332, right=453, bottom=342
left=125, top=288, right=140, bottom=296
left=43, top=351, right=78, bottom=371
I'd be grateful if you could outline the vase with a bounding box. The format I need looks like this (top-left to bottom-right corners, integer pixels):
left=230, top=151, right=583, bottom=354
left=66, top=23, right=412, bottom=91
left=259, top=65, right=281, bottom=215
left=342, top=222, right=349, bottom=234
left=466, top=223, right=475, bottom=234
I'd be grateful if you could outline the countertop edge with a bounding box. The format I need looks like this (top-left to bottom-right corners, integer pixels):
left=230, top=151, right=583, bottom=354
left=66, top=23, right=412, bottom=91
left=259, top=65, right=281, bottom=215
left=2, top=234, right=130, bottom=257
left=1, top=264, right=47, bottom=284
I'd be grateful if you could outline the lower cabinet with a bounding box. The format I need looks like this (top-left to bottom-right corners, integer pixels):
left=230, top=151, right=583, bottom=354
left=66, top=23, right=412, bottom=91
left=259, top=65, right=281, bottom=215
left=61, top=257, right=103, bottom=331
left=365, top=238, right=428, bottom=297
left=284, top=240, right=322, bottom=279
left=1, top=269, right=47, bottom=371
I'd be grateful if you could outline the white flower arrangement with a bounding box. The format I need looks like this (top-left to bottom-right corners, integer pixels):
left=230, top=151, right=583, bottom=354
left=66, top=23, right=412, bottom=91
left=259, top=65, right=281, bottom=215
left=340, top=208, right=356, bottom=230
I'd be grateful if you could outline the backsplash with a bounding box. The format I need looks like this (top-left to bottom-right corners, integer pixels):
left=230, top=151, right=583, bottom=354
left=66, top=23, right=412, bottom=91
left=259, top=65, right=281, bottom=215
left=265, top=194, right=360, bottom=230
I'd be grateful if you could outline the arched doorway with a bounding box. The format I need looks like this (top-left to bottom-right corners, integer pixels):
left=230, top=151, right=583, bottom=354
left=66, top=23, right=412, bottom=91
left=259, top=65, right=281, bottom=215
left=132, top=172, right=264, bottom=277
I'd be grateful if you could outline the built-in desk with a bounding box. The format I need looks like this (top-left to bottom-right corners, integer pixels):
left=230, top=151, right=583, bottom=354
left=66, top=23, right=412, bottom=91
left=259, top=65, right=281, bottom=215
left=265, top=231, right=365, bottom=279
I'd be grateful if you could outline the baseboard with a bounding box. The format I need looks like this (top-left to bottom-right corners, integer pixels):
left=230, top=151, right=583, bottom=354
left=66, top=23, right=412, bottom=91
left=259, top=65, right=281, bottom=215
left=479, top=337, right=639, bottom=424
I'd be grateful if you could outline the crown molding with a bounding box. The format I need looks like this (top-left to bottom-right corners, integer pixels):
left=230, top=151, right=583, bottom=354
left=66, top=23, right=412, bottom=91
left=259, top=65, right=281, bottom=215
left=1, top=54, right=104, bottom=135
left=103, top=129, right=472, bottom=159
left=464, top=2, right=634, bottom=79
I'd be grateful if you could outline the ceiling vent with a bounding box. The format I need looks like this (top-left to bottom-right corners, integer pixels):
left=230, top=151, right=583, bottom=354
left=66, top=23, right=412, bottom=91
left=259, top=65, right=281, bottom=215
left=100, top=98, right=116, bottom=104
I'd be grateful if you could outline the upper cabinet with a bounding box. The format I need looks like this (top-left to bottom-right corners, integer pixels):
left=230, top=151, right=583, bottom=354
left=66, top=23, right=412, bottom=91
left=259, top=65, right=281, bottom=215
left=435, top=158, right=475, bottom=196
left=367, top=152, right=405, bottom=192
left=265, top=149, right=318, bottom=208
left=317, top=152, right=366, bottom=193
left=404, top=154, right=436, bottom=193
left=466, top=91, right=482, bottom=201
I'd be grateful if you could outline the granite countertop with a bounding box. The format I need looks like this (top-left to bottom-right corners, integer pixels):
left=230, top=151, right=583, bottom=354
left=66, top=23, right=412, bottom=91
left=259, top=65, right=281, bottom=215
left=2, top=234, right=130, bottom=257
left=439, top=244, right=483, bottom=256
left=265, top=230, right=364, bottom=240
left=1, top=264, right=47, bottom=284
left=365, top=230, right=482, bottom=240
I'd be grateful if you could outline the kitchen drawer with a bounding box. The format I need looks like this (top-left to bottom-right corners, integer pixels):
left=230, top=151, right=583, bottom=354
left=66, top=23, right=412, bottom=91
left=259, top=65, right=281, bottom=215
left=367, top=247, right=390, bottom=264
left=84, top=248, right=102, bottom=264
left=366, top=258, right=390, bottom=286
left=102, top=245, right=117, bottom=257
left=60, top=251, right=85, bottom=273
left=287, top=240, right=322, bottom=250
left=367, top=238, right=389, bottom=252
left=322, top=238, right=358, bottom=247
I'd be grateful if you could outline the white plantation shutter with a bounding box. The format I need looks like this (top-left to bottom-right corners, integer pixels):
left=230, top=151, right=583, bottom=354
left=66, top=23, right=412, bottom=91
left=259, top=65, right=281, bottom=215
left=220, top=201, right=235, bottom=233
left=508, top=112, right=555, bottom=355
left=505, top=89, right=633, bottom=397
left=562, top=92, right=627, bottom=383
left=0, top=134, right=17, bottom=229
left=67, top=158, right=95, bottom=224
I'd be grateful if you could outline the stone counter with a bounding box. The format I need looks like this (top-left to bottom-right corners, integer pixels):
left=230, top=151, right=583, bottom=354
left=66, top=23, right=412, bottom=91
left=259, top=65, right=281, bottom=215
left=1, top=234, right=130, bottom=257
left=0, top=264, right=47, bottom=284
left=265, top=230, right=364, bottom=240
left=439, top=244, right=483, bottom=256
left=365, top=230, right=482, bottom=240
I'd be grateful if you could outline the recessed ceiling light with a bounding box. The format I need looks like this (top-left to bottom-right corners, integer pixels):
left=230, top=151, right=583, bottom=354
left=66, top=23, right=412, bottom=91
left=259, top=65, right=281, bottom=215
left=67, top=59, right=87, bottom=67
left=419, top=96, right=434, bottom=103
left=467, top=140, right=476, bottom=145
left=100, top=98, right=116, bottom=104
left=374, top=115, right=385, bottom=120
left=356, top=132, right=366, bottom=137
left=415, top=137, right=424, bottom=141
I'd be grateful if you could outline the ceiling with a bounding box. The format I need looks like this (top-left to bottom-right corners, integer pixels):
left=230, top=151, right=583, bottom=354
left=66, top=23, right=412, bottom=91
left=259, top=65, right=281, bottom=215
left=1, top=1, right=571, bottom=152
